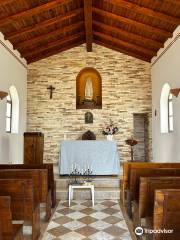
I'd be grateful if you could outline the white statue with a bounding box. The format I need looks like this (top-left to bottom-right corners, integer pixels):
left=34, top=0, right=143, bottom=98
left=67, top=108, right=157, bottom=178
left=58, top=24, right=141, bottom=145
left=85, top=77, right=93, bottom=100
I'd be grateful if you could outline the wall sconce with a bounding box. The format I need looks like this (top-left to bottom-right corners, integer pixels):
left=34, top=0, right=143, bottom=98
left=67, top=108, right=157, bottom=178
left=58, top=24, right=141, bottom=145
left=170, top=88, right=180, bottom=98
left=0, top=91, right=8, bottom=100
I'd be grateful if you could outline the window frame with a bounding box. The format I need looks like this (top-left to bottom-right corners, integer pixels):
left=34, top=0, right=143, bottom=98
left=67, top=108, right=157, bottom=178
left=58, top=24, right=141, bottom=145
left=6, top=94, right=12, bottom=133
left=168, top=92, right=173, bottom=132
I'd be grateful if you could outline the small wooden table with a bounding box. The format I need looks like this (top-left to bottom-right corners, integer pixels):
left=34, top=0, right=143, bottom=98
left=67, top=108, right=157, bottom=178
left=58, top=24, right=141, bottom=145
left=68, top=184, right=95, bottom=207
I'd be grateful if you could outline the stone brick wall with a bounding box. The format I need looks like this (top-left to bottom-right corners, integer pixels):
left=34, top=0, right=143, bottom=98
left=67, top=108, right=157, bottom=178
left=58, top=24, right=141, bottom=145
left=27, top=44, right=152, bottom=164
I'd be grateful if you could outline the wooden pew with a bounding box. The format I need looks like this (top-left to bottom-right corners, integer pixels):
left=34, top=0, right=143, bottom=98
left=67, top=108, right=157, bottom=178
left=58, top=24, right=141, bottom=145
left=138, top=176, right=180, bottom=230
left=0, top=163, right=56, bottom=208
left=127, top=167, right=180, bottom=218
left=0, top=179, right=40, bottom=240
left=122, top=162, right=180, bottom=204
left=0, top=169, right=51, bottom=221
left=153, top=189, right=180, bottom=240
left=0, top=196, right=23, bottom=240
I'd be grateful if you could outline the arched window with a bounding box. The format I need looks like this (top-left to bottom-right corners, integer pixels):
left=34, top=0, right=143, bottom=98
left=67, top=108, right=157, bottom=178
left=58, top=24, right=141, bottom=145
left=6, top=86, right=19, bottom=134
left=160, top=83, right=173, bottom=133
left=6, top=94, right=12, bottom=133
left=168, top=93, right=173, bottom=132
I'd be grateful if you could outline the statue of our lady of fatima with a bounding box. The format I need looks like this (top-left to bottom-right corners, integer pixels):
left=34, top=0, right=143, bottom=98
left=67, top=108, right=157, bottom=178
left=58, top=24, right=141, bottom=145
left=85, top=77, right=93, bottom=101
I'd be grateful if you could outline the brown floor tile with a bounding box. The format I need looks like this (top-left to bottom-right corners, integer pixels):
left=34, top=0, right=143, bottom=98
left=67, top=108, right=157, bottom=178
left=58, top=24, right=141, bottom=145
left=103, top=216, right=121, bottom=224
left=80, top=207, right=97, bottom=215
left=78, top=216, right=98, bottom=225
left=101, top=200, right=117, bottom=207
left=75, top=226, right=98, bottom=237
left=81, top=201, right=94, bottom=207
left=61, top=201, right=77, bottom=207
left=104, top=225, right=126, bottom=237
left=57, top=208, right=76, bottom=215
left=53, top=216, right=73, bottom=225
left=102, top=208, right=118, bottom=215
left=47, top=226, right=70, bottom=237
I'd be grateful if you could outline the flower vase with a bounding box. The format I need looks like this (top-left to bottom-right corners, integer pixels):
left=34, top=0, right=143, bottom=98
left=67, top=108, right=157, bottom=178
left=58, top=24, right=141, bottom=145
left=107, top=135, right=113, bottom=141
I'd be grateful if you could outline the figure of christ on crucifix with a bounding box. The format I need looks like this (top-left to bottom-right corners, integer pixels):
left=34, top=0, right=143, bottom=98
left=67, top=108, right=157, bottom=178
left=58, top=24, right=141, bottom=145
left=47, top=85, right=55, bottom=99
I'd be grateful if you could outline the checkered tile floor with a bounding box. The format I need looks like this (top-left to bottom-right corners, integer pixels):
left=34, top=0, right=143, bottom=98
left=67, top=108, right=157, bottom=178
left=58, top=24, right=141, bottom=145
left=42, top=200, right=132, bottom=240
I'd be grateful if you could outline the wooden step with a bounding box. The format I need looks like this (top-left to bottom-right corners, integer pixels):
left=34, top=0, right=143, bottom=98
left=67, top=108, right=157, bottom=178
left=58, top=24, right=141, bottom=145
left=55, top=176, right=122, bottom=188
left=56, top=187, right=121, bottom=200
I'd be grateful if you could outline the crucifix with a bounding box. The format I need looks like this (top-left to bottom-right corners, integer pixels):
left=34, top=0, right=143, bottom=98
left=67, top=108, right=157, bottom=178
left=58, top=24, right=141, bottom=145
left=47, top=85, right=55, bottom=99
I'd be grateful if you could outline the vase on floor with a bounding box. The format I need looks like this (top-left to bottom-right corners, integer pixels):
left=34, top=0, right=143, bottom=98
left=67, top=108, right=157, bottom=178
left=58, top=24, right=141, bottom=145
left=107, top=134, right=113, bottom=141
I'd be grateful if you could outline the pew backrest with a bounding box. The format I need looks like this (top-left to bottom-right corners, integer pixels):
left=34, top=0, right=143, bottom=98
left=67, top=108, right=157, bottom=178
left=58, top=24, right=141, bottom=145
left=0, top=163, right=54, bottom=191
left=139, top=176, right=180, bottom=218
left=130, top=167, right=180, bottom=201
left=122, top=162, right=180, bottom=204
left=0, top=169, right=48, bottom=204
left=0, top=163, right=56, bottom=207
left=0, top=179, right=35, bottom=221
left=0, top=196, right=13, bottom=239
left=123, top=162, right=180, bottom=190
left=0, top=163, right=54, bottom=184
left=153, top=189, right=180, bottom=240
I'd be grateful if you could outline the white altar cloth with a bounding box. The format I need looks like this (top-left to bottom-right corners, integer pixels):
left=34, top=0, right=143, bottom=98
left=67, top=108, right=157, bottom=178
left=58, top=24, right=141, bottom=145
left=59, top=140, right=120, bottom=175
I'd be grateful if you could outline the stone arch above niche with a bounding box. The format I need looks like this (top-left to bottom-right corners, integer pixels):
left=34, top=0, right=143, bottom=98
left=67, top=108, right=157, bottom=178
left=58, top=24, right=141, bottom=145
left=76, top=67, right=102, bottom=109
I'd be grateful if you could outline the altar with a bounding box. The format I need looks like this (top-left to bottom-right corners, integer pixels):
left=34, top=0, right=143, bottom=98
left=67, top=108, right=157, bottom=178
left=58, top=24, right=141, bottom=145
left=59, top=140, right=120, bottom=175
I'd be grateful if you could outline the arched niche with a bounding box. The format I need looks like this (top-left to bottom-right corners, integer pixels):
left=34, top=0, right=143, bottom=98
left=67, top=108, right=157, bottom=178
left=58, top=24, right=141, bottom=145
left=9, top=85, right=19, bottom=133
left=76, top=67, right=102, bottom=109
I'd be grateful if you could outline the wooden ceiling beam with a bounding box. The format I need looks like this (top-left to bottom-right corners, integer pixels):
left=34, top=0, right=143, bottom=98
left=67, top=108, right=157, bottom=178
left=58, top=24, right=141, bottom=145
left=15, top=21, right=84, bottom=51
left=84, top=0, right=93, bottom=51
left=106, top=0, right=180, bottom=25
left=0, top=0, right=72, bottom=27
left=94, top=31, right=155, bottom=57
left=27, top=40, right=84, bottom=64
left=23, top=32, right=85, bottom=58
left=93, top=20, right=163, bottom=50
left=93, top=8, right=172, bottom=39
left=7, top=8, right=83, bottom=41
left=0, top=0, right=14, bottom=6
left=164, top=0, right=180, bottom=6
left=94, top=39, right=150, bottom=62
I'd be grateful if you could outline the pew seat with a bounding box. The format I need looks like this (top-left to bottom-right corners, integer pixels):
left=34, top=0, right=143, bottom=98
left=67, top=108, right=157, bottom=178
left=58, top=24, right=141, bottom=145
left=0, top=196, right=23, bottom=240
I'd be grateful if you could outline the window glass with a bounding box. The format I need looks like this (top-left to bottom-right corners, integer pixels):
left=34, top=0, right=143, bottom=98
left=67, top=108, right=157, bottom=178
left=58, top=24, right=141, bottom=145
left=6, top=94, right=12, bottom=133
left=6, top=118, right=11, bottom=132
left=6, top=103, right=11, bottom=117
left=168, top=93, right=173, bottom=132
left=160, top=83, right=171, bottom=133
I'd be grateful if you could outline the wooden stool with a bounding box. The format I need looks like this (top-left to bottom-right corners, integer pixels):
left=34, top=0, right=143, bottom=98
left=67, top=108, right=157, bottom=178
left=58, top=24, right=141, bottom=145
left=69, top=184, right=95, bottom=207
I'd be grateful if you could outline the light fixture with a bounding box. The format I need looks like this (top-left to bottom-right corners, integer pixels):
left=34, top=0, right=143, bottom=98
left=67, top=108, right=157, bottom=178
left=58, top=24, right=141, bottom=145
left=0, top=91, right=8, bottom=100
left=170, top=88, right=180, bottom=97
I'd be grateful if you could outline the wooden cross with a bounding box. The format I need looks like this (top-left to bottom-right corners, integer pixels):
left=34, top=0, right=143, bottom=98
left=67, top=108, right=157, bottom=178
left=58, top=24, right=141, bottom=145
left=47, top=85, right=55, bottom=99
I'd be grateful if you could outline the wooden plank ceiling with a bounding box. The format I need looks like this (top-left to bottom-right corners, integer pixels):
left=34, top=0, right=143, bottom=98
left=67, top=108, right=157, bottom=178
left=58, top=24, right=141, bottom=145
left=0, top=0, right=179, bottom=64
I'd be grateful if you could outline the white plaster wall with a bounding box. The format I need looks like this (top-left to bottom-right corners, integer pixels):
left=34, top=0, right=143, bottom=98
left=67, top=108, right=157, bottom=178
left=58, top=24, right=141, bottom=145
left=0, top=32, right=27, bottom=164
left=151, top=26, right=180, bottom=162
